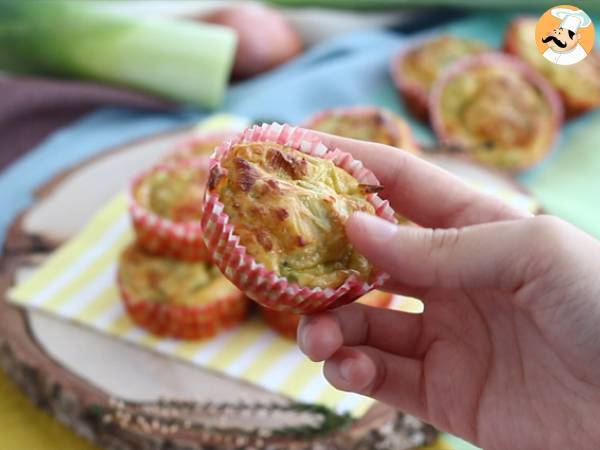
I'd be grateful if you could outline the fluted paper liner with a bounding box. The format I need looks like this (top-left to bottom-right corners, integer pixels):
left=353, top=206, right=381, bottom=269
left=161, top=131, right=234, bottom=165
left=201, top=123, right=398, bottom=314
left=118, top=276, right=249, bottom=340
left=129, top=158, right=213, bottom=261
left=261, top=291, right=393, bottom=339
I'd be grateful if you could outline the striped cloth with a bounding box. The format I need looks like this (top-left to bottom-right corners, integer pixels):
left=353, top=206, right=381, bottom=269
left=9, top=193, right=426, bottom=417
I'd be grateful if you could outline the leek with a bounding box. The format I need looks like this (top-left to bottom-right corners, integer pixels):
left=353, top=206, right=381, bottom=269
left=0, top=0, right=237, bottom=108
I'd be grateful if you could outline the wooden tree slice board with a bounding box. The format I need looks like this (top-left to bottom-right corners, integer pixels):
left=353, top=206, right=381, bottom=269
left=1, top=127, right=454, bottom=450
left=0, top=126, right=539, bottom=449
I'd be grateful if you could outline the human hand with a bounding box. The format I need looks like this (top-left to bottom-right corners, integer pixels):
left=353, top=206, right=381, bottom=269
left=298, top=133, right=600, bottom=450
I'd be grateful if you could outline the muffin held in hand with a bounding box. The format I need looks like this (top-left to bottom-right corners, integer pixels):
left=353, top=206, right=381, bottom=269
left=391, top=35, right=489, bottom=121
left=129, top=159, right=212, bottom=261
left=261, top=290, right=393, bottom=340
left=118, top=243, right=248, bottom=340
left=302, top=106, right=420, bottom=153
left=430, top=53, right=562, bottom=172
left=161, top=131, right=233, bottom=165
left=504, top=17, right=600, bottom=118
left=201, top=123, right=397, bottom=314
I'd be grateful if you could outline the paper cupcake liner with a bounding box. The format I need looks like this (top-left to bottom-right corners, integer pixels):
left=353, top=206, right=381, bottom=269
left=201, top=123, right=397, bottom=314
left=161, top=131, right=234, bottom=165
left=301, top=106, right=420, bottom=154
left=261, top=291, right=393, bottom=340
left=129, top=159, right=212, bottom=261
left=429, top=52, right=563, bottom=173
left=119, top=277, right=249, bottom=340
left=390, top=44, right=432, bottom=122
left=503, top=17, right=599, bottom=119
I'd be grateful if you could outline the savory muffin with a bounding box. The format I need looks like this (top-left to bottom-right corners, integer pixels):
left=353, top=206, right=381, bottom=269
left=430, top=53, right=562, bottom=171
left=210, top=142, right=377, bottom=289
left=129, top=159, right=211, bottom=261
left=133, top=161, right=207, bottom=222
left=391, top=35, right=489, bottom=121
left=302, top=106, right=420, bottom=153
left=261, top=290, right=393, bottom=340
left=202, top=123, right=396, bottom=313
left=504, top=17, right=600, bottom=118
left=118, top=243, right=248, bottom=339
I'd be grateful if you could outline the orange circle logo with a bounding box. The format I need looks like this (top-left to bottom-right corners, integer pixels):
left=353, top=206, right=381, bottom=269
left=535, top=5, right=595, bottom=65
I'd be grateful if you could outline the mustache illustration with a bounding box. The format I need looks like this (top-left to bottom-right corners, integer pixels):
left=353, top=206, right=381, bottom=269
left=542, top=35, right=567, bottom=48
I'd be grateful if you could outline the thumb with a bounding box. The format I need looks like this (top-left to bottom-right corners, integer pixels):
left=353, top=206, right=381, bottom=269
left=346, top=212, right=533, bottom=291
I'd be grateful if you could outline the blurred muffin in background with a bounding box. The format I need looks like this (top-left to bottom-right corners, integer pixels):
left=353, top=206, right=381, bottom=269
left=302, top=106, right=420, bottom=153
left=129, top=158, right=211, bottom=261
left=118, top=243, right=248, bottom=340
left=430, top=53, right=562, bottom=172
left=391, top=35, right=489, bottom=121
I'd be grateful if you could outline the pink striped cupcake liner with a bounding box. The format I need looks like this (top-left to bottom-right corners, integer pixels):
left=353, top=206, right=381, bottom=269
left=301, top=105, right=420, bottom=154
left=390, top=42, right=432, bottom=122
left=200, top=123, right=398, bottom=314
left=129, top=158, right=212, bottom=261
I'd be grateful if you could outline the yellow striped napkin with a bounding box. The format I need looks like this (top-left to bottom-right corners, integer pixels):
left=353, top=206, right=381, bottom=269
left=10, top=194, right=409, bottom=417
left=7, top=115, right=539, bottom=420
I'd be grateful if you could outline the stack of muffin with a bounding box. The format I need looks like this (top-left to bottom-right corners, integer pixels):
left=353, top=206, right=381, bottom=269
left=118, top=124, right=398, bottom=341
left=118, top=132, right=251, bottom=340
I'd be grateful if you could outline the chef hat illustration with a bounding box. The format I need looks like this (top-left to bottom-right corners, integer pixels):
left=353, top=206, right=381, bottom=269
left=551, top=7, right=592, bottom=33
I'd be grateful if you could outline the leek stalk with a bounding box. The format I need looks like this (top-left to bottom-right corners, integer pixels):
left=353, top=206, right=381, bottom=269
left=0, top=0, right=237, bottom=108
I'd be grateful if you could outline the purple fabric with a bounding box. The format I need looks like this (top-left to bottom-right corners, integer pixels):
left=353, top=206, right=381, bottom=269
left=0, top=76, right=174, bottom=171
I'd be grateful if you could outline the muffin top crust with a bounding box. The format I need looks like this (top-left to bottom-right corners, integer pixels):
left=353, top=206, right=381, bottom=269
left=306, top=108, right=416, bottom=149
left=399, top=35, right=488, bottom=92
left=434, top=57, right=558, bottom=170
left=208, top=141, right=381, bottom=289
left=119, top=244, right=237, bottom=306
left=134, top=162, right=208, bottom=222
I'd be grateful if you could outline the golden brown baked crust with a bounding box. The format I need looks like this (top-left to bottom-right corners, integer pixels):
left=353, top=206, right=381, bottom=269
left=134, top=163, right=207, bottom=222
left=119, top=244, right=238, bottom=307
left=392, top=35, right=488, bottom=120
left=304, top=107, right=420, bottom=152
left=431, top=54, right=561, bottom=171
left=209, top=141, right=380, bottom=289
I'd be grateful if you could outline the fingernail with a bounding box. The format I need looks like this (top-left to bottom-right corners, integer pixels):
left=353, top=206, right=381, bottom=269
left=339, top=358, right=355, bottom=382
left=350, top=212, right=397, bottom=243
